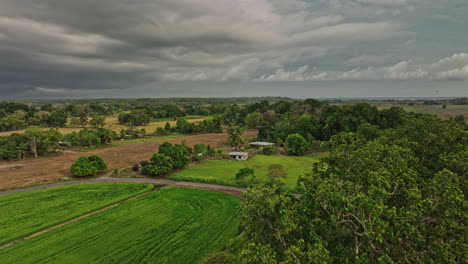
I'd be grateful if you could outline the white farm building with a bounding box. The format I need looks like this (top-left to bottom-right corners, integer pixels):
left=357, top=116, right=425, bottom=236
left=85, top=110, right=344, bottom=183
left=229, top=152, right=249, bottom=160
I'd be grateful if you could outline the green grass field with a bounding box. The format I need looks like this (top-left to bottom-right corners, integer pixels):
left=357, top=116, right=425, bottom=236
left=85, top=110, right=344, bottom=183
left=0, top=187, right=241, bottom=264
left=0, top=183, right=152, bottom=245
left=170, top=154, right=323, bottom=190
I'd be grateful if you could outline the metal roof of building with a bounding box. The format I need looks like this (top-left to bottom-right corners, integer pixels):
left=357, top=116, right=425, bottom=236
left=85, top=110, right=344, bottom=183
left=249, top=142, right=275, bottom=146
left=229, top=152, right=248, bottom=156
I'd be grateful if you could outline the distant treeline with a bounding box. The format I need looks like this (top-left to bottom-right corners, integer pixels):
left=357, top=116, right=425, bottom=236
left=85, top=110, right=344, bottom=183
left=12, top=97, right=294, bottom=106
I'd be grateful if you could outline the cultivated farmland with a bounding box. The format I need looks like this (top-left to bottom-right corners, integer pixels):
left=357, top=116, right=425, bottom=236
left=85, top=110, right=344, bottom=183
left=0, top=187, right=241, bottom=264
left=0, top=130, right=258, bottom=191
left=0, top=183, right=152, bottom=245
left=170, top=154, right=324, bottom=190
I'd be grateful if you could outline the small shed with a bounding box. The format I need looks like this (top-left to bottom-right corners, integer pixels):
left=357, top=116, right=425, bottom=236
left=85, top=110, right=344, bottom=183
left=229, top=152, right=249, bottom=161
left=249, top=142, right=275, bottom=148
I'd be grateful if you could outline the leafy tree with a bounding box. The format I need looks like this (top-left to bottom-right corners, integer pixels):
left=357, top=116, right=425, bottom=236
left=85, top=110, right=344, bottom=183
left=294, top=114, right=319, bottom=141
left=0, top=113, right=27, bottom=131
left=261, top=145, right=277, bottom=155
left=285, top=133, right=308, bottom=155
left=0, top=134, right=28, bottom=160
left=237, top=135, right=467, bottom=263
left=227, top=126, right=244, bottom=149
left=89, top=116, right=106, bottom=128
left=70, top=117, right=81, bottom=127
left=193, top=144, right=207, bottom=154
left=235, top=168, right=255, bottom=183
left=141, top=153, right=173, bottom=176
left=118, top=110, right=150, bottom=126
left=245, top=111, right=263, bottom=128
left=23, top=127, right=61, bottom=158
left=40, top=104, right=54, bottom=111
left=70, top=155, right=107, bottom=177
left=79, top=112, right=89, bottom=128
left=158, top=142, right=189, bottom=169
left=356, top=122, right=380, bottom=140
left=237, top=185, right=330, bottom=264
left=164, top=122, right=171, bottom=131
left=45, top=110, right=67, bottom=127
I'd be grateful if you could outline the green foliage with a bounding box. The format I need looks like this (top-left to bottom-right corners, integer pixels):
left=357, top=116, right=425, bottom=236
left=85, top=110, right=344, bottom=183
left=0, top=128, right=62, bottom=160
left=174, top=116, right=222, bottom=134
left=64, top=128, right=116, bottom=147
left=0, top=183, right=151, bottom=245
left=238, top=119, right=467, bottom=263
left=44, top=110, right=68, bottom=127
left=206, top=144, right=216, bottom=156
left=70, top=155, right=107, bottom=177
left=158, top=142, right=189, bottom=169
left=164, top=121, right=171, bottom=131
left=0, top=188, right=241, bottom=264
left=227, top=126, right=245, bottom=149
left=245, top=111, right=263, bottom=128
left=235, top=168, right=255, bottom=183
left=23, top=127, right=62, bottom=158
left=285, top=133, right=308, bottom=155
left=193, top=143, right=207, bottom=154
left=118, top=110, right=150, bottom=126
left=141, top=153, right=173, bottom=176
left=89, top=116, right=106, bottom=128
left=261, top=145, right=277, bottom=155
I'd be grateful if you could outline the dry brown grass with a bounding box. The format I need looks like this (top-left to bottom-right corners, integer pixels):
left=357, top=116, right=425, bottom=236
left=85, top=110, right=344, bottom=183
left=0, top=117, right=205, bottom=136
left=0, top=130, right=257, bottom=191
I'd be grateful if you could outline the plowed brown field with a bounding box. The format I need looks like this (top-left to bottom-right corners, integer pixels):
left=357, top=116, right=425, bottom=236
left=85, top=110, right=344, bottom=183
left=0, top=130, right=257, bottom=190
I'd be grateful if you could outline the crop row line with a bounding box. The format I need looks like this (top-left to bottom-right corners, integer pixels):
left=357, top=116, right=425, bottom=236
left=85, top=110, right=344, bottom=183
left=0, top=185, right=157, bottom=250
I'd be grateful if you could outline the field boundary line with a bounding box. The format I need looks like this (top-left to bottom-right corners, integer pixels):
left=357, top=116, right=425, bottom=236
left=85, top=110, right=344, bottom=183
left=0, top=178, right=246, bottom=196
left=0, top=186, right=157, bottom=250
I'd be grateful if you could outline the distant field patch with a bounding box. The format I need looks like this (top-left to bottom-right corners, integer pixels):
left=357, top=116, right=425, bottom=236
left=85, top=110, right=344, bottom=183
left=0, top=115, right=206, bottom=136
left=170, top=154, right=323, bottom=190
left=0, top=187, right=240, bottom=264
left=0, top=183, right=152, bottom=245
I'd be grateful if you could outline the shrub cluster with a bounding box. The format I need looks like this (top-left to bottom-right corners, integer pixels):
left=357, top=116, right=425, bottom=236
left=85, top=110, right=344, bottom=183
left=70, top=155, right=107, bottom=177
left=64, top=128, right=117, bottom=147
left=141, top=142, right=190, bottom=176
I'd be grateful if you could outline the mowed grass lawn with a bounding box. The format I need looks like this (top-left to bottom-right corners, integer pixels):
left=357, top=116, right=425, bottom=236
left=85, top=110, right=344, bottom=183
left=0, top=183, right=152, bottom=245
left=0, top=187, right=241, bottom=264
left=170, top=154, right=323, bottom=190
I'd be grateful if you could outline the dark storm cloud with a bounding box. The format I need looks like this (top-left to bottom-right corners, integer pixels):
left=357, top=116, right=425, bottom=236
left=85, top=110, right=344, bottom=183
left=0, top=0, right=466, bottom=98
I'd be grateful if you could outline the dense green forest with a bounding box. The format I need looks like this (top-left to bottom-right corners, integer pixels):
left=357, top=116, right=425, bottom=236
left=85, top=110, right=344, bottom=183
left=223, top=103, right=467, bottom=263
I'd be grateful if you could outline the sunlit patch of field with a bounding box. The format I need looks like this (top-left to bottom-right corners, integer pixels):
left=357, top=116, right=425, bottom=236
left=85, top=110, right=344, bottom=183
left=0, top=116, right=206, bottom=136
left=170, top=153, right=324, bottom=190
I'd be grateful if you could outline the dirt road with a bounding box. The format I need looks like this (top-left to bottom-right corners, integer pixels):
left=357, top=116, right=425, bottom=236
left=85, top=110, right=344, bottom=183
left=0, top=131, right=257, bottom=191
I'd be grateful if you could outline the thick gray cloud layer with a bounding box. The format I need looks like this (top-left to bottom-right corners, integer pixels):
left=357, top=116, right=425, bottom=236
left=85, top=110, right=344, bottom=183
left=0, top=0, right=467, bottom=99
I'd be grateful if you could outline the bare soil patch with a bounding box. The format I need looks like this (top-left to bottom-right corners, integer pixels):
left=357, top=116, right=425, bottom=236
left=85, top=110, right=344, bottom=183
left=0, top=130, right=257, bottom=191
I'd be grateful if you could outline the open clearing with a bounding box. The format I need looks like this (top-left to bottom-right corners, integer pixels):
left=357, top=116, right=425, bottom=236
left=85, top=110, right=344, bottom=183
left=0, top=130, right=257, bottom=191
left=0, top=115, right=205, bottom=136
left=0, top=183, right=152, bottom=245
left=0, top=187, right=241, bottom=264
left=170, top=154, right=323, bottom=190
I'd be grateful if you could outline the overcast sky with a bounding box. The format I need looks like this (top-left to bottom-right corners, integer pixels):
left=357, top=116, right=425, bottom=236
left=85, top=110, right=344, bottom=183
left=0, top=0, right=467, bottom=99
